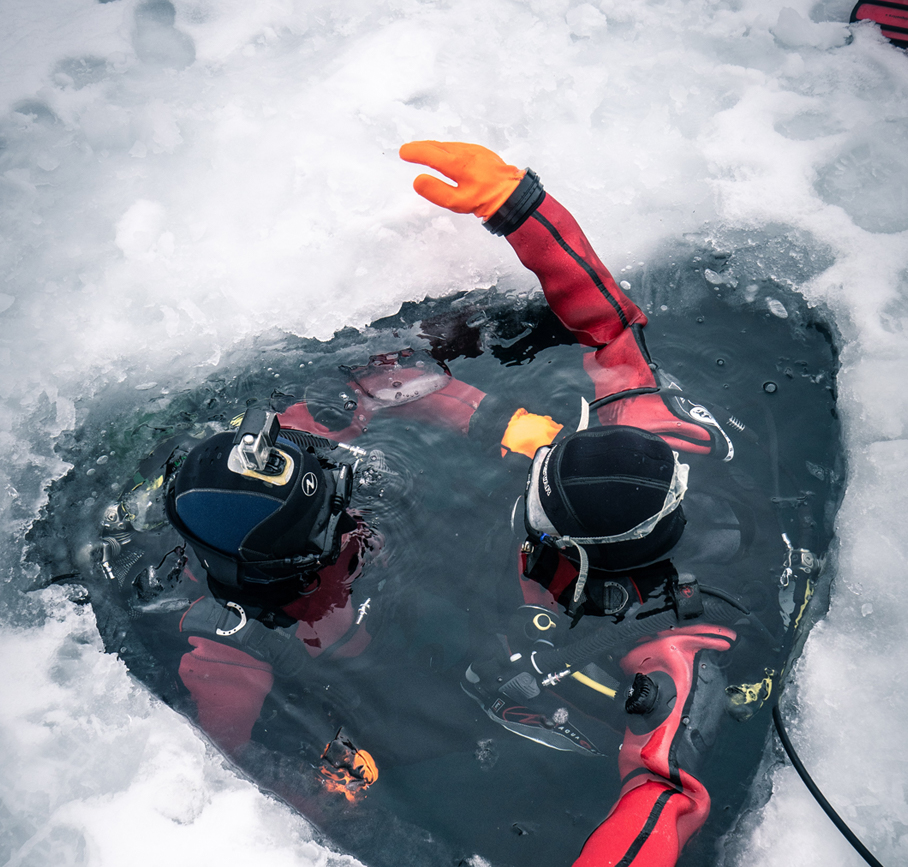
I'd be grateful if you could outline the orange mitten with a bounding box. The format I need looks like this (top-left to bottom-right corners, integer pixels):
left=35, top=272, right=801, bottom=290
left=400, top=140, right=524, bottom=218
left=500, top=408, right=564, bottom=459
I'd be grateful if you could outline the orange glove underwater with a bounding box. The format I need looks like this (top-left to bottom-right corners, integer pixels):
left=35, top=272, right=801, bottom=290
left=500, top=408, right=564, bottom=459
left=400, top=140, right=525, bottom=219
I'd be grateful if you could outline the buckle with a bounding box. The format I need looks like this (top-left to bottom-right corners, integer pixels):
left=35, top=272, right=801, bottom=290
left=670, top=572, right=704, bottom=620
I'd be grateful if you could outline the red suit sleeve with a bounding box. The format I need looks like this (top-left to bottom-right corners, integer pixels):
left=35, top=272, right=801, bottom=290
left=505, top=194, right=719, bottom=456
left=278, top=378, right=486, bottom=439
left=505, top=194, right=647, bottom=346
left=178, top=636, right=274, bottom=754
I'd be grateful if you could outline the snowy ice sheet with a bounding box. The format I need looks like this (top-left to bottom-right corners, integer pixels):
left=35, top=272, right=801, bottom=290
left=1, top=1, right=907, bottom=865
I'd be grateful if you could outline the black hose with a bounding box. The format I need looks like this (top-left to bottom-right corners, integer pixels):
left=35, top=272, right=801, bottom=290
left=588, top=386, right=661, bottom=411
left=532, top=595, right=740, bottom=673
left=699, top=584, right=750, bottom=614
left=699, top=585, right=780, bottom=651
left=772, top=703, right=885, bottom=867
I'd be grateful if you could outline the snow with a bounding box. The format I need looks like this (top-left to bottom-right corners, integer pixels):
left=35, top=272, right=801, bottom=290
left=1, top=0, right=907, bottom=865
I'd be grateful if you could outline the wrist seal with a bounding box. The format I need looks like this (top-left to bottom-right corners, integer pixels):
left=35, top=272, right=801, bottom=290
left=483, top=169, right=545, bottom=236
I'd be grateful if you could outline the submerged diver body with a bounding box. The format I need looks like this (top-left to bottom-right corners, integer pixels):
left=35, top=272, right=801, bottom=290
left=97, top=360, right=492, bottom=796
left=398, top=141, right=829, bottom=867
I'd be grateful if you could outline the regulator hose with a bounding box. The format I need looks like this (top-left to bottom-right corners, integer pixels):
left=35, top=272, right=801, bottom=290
left=531, top=593, right=742, bottom=674
left=772, top=703, right=885, bottom=867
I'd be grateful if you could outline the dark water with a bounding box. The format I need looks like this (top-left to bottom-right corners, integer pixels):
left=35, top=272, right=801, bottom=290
left=26, top=237, right=844, bottom=867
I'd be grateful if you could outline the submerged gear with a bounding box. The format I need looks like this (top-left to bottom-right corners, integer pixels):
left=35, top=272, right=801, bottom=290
left=166, top=408, right=357, bottom=596
left=320, top=729, right=379, bottom=801
left=400, top=140, right=526, bottom=220
left=462, top=605, right=622, bottom=755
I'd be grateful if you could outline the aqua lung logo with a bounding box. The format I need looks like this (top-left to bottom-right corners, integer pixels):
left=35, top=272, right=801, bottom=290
left=301, top=472, right=319, bottom=497
left=685, top=402, right=735, bottom=461
left=689, top=404, right=716, bottom=425
left=541, top=450, right=553, bottom=497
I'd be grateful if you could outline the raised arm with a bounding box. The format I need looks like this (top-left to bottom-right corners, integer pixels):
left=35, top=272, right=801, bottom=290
left=400, top=140, right=646, bottom=347
left=400, top=140, right=731, bottom=460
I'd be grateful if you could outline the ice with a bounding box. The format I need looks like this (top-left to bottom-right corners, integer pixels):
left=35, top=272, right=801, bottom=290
left=815, top=119, right=908, bottom=234
left=133, top=0, right=196, bottom=69
left=771, top=8, right=851, bottom=50
left=766, top=297, right=789, bottom=318
left=2, top=0, right=908, bottom=866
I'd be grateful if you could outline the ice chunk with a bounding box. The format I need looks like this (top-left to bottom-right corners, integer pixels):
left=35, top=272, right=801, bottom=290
left=114, top=199, right=167, bottom=259
left=766, top=297, right=789, bottom=319
left=815, top=121, right=908, bottom=234
left=566, top=4, right=608, bottom=39
left=771, top=8, right=851, bottom=50
left=133, top=0, right=196, bottom=70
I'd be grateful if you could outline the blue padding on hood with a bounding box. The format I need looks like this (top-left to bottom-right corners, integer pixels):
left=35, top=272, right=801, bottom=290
left=175, top=489, right=282, bottom=555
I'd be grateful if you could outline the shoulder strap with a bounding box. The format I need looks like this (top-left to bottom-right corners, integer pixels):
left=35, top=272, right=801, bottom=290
left=181, top=596, right=312, bottom=678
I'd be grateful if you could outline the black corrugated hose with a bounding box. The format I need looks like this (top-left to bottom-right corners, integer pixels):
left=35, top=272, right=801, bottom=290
left=772, top=703, right=885, bottom=867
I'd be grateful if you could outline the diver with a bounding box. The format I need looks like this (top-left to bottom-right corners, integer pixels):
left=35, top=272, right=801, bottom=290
left=97, top=359, right=493, bottom=798
left=397, top=140, right=828, bottom=867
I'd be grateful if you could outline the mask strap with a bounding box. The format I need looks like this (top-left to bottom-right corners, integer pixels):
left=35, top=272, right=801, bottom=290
left=553, top=536, right=590, bottom=609
left=576, top=397, right=590, bottom=432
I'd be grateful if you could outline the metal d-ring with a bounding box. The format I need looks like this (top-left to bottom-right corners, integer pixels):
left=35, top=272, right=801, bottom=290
left=216, top=601, right=247, bottom=636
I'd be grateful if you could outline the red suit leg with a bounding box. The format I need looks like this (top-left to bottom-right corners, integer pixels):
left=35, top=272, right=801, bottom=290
left=179, top=636, right=274, bottom=754
left=573, top=625, right=736, bottom=867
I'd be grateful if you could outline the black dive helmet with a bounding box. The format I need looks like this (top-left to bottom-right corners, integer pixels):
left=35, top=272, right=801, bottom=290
left=165, top=408, right=357, bottom=599
left=523, top=426, right=688, bottom=594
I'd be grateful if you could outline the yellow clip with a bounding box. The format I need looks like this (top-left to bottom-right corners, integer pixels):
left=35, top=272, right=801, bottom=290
left=533, top=612, right=557, bottom=631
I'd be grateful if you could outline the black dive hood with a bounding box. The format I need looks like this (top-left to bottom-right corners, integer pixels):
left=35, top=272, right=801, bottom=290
left=165, top=408, right=356, bottom=600
left=523, top=427, right=688, bottom=579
